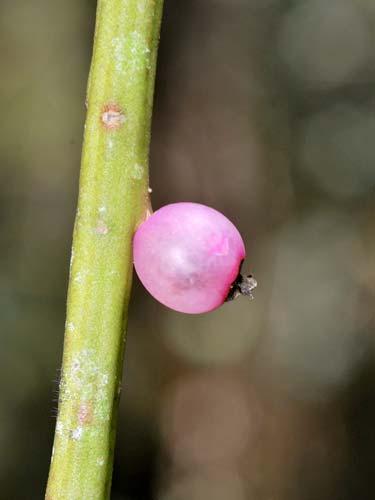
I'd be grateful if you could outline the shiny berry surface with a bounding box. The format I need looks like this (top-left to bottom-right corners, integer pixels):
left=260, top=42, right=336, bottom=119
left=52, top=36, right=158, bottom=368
left=133, top=203, right=246, bottom=314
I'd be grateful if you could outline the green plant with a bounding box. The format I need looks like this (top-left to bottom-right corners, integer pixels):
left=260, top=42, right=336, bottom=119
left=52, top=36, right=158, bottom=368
left=45, top=1, right=164, bottom=498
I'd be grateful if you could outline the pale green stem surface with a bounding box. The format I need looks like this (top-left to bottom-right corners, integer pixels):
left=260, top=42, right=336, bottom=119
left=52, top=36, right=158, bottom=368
left=46, top=1, right=164, bottom=498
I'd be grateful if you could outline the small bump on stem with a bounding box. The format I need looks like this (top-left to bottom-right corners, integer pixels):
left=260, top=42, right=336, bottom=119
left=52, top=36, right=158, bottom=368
left=101, top=103, right=126, bottom=130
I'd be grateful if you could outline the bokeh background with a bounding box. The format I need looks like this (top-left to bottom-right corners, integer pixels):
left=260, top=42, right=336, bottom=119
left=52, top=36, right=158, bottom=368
left=1, top=0, right=375, bottom=498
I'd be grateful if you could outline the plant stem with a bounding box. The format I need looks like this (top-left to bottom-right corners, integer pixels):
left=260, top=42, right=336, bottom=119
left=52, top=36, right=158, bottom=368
left=45, top=1, right=164, bottom=498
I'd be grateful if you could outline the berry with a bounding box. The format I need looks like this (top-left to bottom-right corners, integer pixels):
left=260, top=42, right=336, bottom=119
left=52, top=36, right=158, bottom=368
left=133, top=202, right=256, bottom=314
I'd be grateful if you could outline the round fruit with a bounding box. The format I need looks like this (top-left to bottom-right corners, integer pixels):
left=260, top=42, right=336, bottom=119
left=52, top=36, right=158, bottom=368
left=133, top=202, right=255, bottom=314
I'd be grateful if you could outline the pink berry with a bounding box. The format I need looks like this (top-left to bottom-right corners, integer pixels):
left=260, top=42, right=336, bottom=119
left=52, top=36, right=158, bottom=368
left=133, top=202, right=256, bottom=314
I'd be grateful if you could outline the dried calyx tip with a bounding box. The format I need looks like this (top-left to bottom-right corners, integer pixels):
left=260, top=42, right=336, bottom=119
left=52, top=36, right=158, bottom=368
left=239, top=275, right=257, bottom=297
left=226, top=274, right=257, bottom=302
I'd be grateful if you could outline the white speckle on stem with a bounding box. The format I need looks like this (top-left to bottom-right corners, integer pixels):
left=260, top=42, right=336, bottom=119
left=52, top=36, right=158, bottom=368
left=69, top=349, right=100, bottom=388
left=67, top=322, right=75, bottom=333
left=132, top=163, right=144, bottom=180
left=73, top=269, right=90, bottom=285
left=97, top=457, right=105, bottom=467
left=71, top=427, right=83, bottom=441
left=99, top=206, right=107, bottom=214
left=73, top=272, right=84, bottom=284
left=69, top=249, right=75, bottom=270
left=56, top=421, right=64, bottom=436
left=111, top=30, right=151, bottom=76
left=112, top=36, right=126, bottom=72
left=137, top=0, right=147, bottom=14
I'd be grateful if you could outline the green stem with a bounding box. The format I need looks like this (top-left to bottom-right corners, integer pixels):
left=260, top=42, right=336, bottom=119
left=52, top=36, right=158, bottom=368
left=45, top=1, right=164, bottom=498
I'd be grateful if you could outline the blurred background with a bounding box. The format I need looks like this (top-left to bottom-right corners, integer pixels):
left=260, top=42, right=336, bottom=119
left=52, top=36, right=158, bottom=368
left=1, top=0, right=375, bottom=498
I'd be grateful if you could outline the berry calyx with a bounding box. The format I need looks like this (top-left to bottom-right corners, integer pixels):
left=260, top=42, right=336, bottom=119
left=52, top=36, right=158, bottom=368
left=226, top=271, right=258, bottom=302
